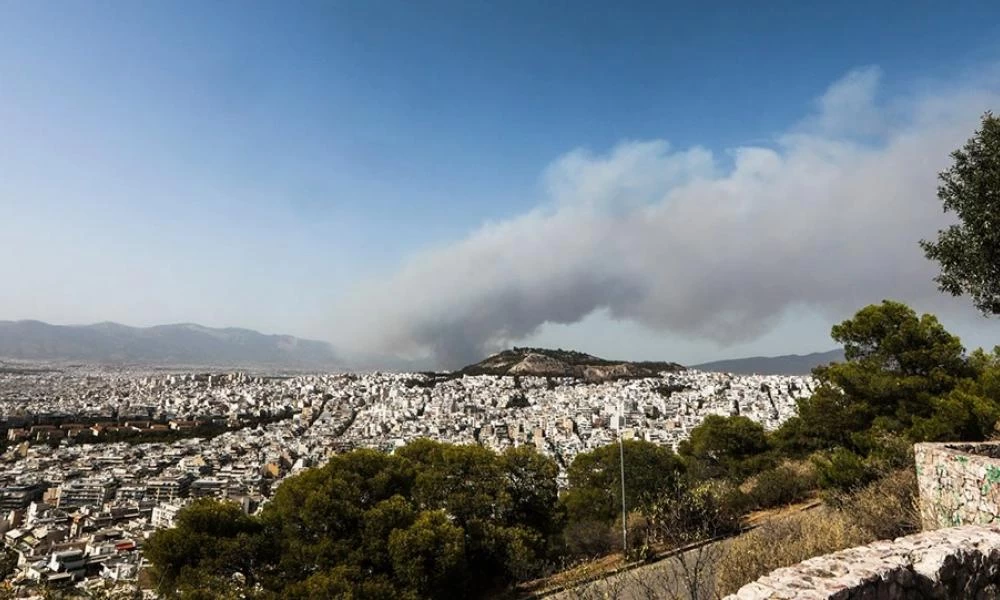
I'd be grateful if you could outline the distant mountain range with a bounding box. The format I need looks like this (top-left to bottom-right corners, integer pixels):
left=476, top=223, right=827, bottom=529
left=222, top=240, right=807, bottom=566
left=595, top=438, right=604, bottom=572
left=0, top=320, right=338, bottom=369
left=0, top=320, right=843, bottom=375
left=455, top=347, right=684, bottom=381
left=691, top=349, right=844, bottom=375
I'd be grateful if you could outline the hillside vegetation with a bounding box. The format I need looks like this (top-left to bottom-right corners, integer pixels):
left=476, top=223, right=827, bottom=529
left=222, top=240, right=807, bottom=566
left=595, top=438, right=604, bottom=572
left=458, top=347, right=684, bottom=381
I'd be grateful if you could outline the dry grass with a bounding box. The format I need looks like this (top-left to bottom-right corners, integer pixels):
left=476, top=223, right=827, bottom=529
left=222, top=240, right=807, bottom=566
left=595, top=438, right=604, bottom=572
left=519, top=552, right=626, bottom=594
left=714, top=508, right=868, bottom=595
left=524, top=468, right=920, bottom=599
left=833, top=468, right=920, bottom=540
left=715, top=468, right=920, bottom=596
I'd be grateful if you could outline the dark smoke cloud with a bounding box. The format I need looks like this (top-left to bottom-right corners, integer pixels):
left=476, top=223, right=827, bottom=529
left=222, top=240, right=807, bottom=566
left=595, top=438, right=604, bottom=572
left=336, top=67, right=1000, bottom=368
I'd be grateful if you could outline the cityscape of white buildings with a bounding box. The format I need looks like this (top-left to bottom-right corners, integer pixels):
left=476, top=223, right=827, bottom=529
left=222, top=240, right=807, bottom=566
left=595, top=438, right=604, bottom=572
left=0, top=365, right=814, bottom=595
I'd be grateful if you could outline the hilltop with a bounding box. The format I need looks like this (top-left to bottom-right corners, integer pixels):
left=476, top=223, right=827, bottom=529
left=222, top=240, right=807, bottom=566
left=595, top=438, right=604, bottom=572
left=0, top=320, right=338, bottom=369
left=456, top=347, right=684, bottom=381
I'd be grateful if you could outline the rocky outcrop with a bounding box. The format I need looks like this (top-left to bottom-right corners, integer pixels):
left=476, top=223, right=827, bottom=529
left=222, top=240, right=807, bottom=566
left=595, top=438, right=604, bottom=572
left=507, top=353, right=575, bottom=376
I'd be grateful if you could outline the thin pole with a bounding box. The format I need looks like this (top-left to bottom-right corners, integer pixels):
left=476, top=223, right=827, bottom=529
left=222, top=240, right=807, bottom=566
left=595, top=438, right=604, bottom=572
left=619, top=398, right=627, bottom=557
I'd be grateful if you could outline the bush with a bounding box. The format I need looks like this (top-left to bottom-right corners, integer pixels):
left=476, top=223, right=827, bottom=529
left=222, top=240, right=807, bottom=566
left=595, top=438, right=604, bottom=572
left=562, top=519, right=618, bottom=559
left=747, top=463, right=817, bottom=509
left=646, top=480, right=748, bottom=547
left=830, top=469, right=920, bottom=541
left=624, top=513, right=652, bottom=560
left=714, top=509, right=869, bottom=595
left=812, top=448, right=877, bottom=491
left=853, top=430, right=914, bottom=472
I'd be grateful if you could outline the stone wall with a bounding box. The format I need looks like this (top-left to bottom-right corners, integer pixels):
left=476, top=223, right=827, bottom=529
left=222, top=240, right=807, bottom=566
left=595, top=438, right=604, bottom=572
left=724, top=525, right=1000, bottom=599
left=915, top=441, right=1000, bottom=530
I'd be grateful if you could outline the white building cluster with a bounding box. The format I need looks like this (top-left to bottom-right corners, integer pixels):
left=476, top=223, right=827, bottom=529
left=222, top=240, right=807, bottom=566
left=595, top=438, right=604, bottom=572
left=0, top=365, right=813, bottom=593
left=336, top=370, right=812, bottom=479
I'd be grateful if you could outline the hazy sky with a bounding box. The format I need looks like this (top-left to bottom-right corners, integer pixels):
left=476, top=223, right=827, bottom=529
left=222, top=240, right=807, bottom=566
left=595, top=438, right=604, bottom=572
left=3, top=1, right=1000, bottom=368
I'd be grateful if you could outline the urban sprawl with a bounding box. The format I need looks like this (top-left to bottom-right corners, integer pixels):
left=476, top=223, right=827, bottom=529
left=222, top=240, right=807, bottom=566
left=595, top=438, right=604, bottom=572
left=0, top=366, right=813, bottom=594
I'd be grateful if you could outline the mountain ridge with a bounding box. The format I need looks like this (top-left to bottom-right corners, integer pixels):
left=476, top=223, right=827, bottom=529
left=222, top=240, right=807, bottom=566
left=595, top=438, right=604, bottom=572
left=691, top=349, right=844, bottom=375
left=0, top=320, right=338, bottom=368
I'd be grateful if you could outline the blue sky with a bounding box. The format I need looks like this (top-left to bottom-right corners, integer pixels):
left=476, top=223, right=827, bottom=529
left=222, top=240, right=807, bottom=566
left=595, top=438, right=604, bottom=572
left=3, top=1, right=1000, bottom=367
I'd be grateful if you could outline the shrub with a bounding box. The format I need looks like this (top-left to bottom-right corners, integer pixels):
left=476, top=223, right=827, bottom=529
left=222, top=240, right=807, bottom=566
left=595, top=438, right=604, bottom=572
left=646, top=480, right=748, bottom=547
left=747, top=463, right=816, bottom=509
left=812, top=448, right=877, bottom=491
left=855, top=430, right=914, bottom=473
left=830, top=469, right=920, bottom=541
left=624, top=513, right=652, bottom=561
left=562, top=519, right=618, bottom=559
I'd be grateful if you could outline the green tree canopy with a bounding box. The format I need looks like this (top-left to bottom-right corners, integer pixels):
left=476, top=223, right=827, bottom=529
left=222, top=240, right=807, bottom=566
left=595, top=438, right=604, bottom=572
left=388, top=510, right=467, bottom=599
left=143, top=499, right=265, bottom=595
left=771, top=300, right=1000, bottom=489
left=678, top=414, right=772, bottom=479
left=500, top=445, right=562, bottom=537
left=146, top=440, right=562, bottom=599
left=562, top=439, right=684, bottom=525
left=401, top=440, right=511, bottom=526
left=921, top=111, right=1000, bottom=315
left=785, top=300, right=973, bottom=451
left=397, top=439, right=560, bottom=588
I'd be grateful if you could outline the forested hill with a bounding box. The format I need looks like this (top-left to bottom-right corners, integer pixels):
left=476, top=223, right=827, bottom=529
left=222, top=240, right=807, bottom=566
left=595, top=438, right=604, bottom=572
left=457, top=347, right=684, bottom=380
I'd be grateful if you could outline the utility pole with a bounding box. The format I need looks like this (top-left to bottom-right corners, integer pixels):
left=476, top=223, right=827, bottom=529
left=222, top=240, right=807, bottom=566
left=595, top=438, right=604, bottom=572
left=618, top=398, right=627, bottom=557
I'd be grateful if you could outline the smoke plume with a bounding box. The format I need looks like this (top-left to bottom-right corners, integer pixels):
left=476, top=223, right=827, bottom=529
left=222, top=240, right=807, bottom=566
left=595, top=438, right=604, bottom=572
left=337, top=67, right=1000, bottom=368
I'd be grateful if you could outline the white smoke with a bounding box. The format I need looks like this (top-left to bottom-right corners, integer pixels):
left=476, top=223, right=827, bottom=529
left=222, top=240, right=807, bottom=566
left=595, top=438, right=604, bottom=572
left=336, top=66, right=1000, bottom=368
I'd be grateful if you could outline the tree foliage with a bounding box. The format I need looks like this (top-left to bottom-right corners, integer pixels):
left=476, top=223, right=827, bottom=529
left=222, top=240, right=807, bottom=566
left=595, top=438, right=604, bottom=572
left=775, top=301, right=975, bottom=455
left=146, top=441, right=562, bottom=599
left=772, top=300, right=1000, bottom=490
left=561, top=439, right=683, bottom=526
left=679, top=415, right=772, bottom=479
left=143, top=499, right=264, bottom=594
left=388, top=511, right=466, bottom=599
left=921, top=111, right=1000, bottom=315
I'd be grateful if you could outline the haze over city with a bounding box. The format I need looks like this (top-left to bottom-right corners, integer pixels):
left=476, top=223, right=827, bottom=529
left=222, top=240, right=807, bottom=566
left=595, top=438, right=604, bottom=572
left=4, top=2, right=1000, bottom=368
left=9, top=2, right=1000, bottom=599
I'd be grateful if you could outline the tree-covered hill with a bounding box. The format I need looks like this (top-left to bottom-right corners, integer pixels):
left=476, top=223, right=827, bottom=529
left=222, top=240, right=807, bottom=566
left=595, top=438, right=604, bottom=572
left=456, top=347, right=684, bottom=380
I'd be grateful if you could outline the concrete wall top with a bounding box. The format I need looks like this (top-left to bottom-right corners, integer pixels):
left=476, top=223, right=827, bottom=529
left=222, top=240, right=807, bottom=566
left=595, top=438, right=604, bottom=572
left=725, top=525, right=1000, bottom=600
